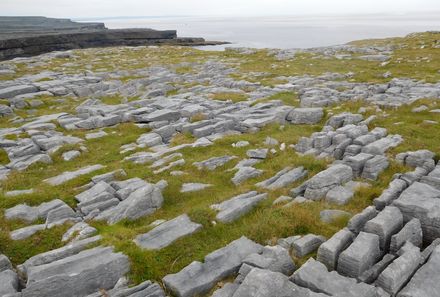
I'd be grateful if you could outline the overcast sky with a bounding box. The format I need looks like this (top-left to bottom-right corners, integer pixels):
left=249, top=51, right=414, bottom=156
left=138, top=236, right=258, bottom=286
left=1, top=0, right=439, bottom=18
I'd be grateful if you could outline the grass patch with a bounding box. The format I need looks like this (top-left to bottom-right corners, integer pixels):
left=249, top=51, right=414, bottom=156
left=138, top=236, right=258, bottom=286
left=210, top=92, right=248, bottom=103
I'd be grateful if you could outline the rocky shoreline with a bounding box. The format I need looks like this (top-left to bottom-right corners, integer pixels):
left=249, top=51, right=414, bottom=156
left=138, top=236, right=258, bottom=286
left=0, top=16, right=225, bottom=60
left=0, top=31, right=440, bottom=296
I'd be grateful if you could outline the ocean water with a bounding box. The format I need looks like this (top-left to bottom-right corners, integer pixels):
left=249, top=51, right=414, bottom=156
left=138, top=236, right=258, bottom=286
left=83, top=13, right=440, bottom=49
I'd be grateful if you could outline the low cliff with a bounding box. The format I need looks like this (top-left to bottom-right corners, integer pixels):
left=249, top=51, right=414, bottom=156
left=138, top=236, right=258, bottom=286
left=0, top=16, right=218, bottom=60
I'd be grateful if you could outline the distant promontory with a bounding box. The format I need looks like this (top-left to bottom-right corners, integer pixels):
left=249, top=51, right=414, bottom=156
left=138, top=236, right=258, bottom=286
left=0, top=16, right=224, bottom=60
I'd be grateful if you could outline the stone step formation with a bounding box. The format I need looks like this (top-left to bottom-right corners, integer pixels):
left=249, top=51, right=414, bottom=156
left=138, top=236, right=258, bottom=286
left=1, top=32, right=440, bottom=297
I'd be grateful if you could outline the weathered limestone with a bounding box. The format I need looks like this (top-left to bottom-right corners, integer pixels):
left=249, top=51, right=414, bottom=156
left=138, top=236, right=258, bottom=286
left=10, top=224, right=46, bottom=240
left=292, top=258, right=380, bottom=297
left=392, top=182, right=440, bottom=243
left=62, top=222, right=97, bottom=242
left=398, top=245, right=440, bottom=297
left=292, top=234, right=326, bottom=258
left=363, top=206, right=404, bottom=251
left=376, top=242, right=422, bottom=295
left=256, top=166, right=307, bottom=190
left=317, top=228, right=355, bottom=270
left=86, top=279, right=165, bottom=297
left=231, top=166, right=263, bottom=185
left=246, top=148, right=268, bottom=159
left=43, top=164, right=104, bottom=186
left=18, top=235, right=102, bottom=274
left=181, top=183, right=212, bottom=193
left=287, top=108, right=324, bottom=124
left=134, top=214, right=202, bottom=250
left=0, top=254, right=12, bottom=272
left=389, top=218, right=423, bottom=254
left=301, top=164, right=353, bottom=200
left=95, top=183, right=164, bottom=224
left=361, top=135, right=403, bottom=155
left=325, top=185, right=354, bottom=205
left=211, top=191, right=268, bottom=223
left=0, top=269, right=19, bottom=296
left=374, top=179, right=408, bottom=210
left=233, top=268, right=329, bottom=297
left=21, top=247, right=130, bottom=297
left=337, top=232, right=381, bottom=278
left=193, top=155, right=237, bottom=170
left=359, top=253, right=396, bottom=284
left=242, top=245, right=295, bottom=275
left=162, top=236, right=262, bottom=297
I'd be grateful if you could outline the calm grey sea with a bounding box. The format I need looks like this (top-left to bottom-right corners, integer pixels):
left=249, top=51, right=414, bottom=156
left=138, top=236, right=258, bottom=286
left=81, top=13, right=440, bottom=49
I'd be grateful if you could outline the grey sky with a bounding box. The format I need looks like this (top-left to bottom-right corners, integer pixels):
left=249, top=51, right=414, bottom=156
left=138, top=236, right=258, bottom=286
left=1, top=0, right=439, bottom=18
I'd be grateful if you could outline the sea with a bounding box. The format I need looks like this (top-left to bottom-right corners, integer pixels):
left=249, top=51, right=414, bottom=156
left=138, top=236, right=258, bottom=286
left=77, top=13, right=440, bottom=50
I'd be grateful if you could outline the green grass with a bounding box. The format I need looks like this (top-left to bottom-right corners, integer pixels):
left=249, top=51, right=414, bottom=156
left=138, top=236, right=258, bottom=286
left=210, top=92, right=248, bottom=103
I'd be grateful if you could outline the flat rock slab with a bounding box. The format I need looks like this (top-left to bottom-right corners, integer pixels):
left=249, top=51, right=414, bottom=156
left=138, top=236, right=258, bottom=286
left=21, top=246, right=129, bottom=297
left=303, top=164, right=353, bottom=201
left=44, top=164, right=104, bottom=186
left=256, top=166, right=307, bottom=190
left=134, top=214, right=202, bottom=250
left=180, top=183, right=212, bottom=193
left=232, top=268, right=329, bottom=297
left=162, top=236, right=263, bottom=297
left=292, top=258, right=379, bottom=297
left=398, top=244, right=440, bottom=297
left=193, top=155, right=237, bottom=171
left=211, top=191, right=268, bottom=223
left=392, top=181, right=440, bottom=243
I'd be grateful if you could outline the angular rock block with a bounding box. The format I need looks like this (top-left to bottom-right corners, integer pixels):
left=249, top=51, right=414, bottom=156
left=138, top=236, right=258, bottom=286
left=17, top=235, right=102, bottom=274
left=211, top=191, right=268, bottom=223
left=162, top=236, right=262, bottom=297
left=303, top=164, right=353, bottom=201
left=231, top=166, right=263, bottom=185
left=392, top=182, right=440, bottom=243
left=363, top=206, right=403, bottom=251
left=361, top=155, right=389, bottom=180
left=0, top=269, right=19, bottom=296
left=134, top=214, right=202, bottom=250
left=233, top=268, right=328, bottom=297
left=292, top=258, right=380, bottom=297
left=376, top=242, right=422, bottom=295
left=347, top=206, right=379, bottom=234
left=0, top=254, right=12, bottom=272
left=337, top=232, right=381, bottom=278
left=21, top=247, right=129, bottom=297
left=95, top=183, right=163, bottom=224
left=389, top=218, right=423, bottom=254
left=287, top=108, right=324, bottom=125
left=398, top=245, right=440, bottom=297
left=43, top=164, right=105, bottom=186
left=361, top=135, right=403, bottom=155
left=325, top=185, right=354, bottom=205
left=87, top=280, right=165, bottom=297
left=193, top=155, right=237, bottom=171
left=317, top=228, right=355, bottom=270
left=358, top=253, right=396, bottom=284
left=292, top=234, right=326, bottom=258
left=374, top=179, right=407, bottom=210
left=242, top=245, right=295, bottom=276
left=256, top=166, right=307, bottom=190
